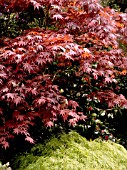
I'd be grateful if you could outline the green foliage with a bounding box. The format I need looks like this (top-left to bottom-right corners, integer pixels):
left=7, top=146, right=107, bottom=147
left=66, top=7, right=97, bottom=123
left=0, top=0, right=127, bottom=166
left=100, top=0, right=127, bottom=12
left=0, top=4, right=45, bottom=41
left=0, top=162, right=11, bottom=170
left=119, top=41, right=127, bottom=54
left=12, top=131, right=127, bottom=170
left=100, top=0, right=120, bottom=9
left=0, top=13, right=22, bottom=39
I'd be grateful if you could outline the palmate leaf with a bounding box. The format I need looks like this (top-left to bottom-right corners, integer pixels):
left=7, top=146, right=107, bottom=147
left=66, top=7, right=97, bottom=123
left=53, top=14, right=63, bottom=20
left=1, top=141, right=9, bottom=149
left=105, top=77, right=113, bottom=83
left=18, top=40, right=26, bottom=47
left=5, top=93, right=16, bottom=100
left=65, top=53, right=74, bottom=60
left=37, top=98, right=46, bottom=106
left=36, top=57, right=46, bottom=65
left=31, top=0, right=41, bottom=10
left=14, top=96, right=23, bottom=106
left=60, top=109, right=69, bottom=121
left=36, top=45, right=43, bottom=51
left=68, top=100, right=79, bottom=109
left=25, top=136, right=35, bottom=144
left=0, top=72, right=8, bottom=79
left=16, top=115, right=24, bottom=121
left=69, top=118, right=77, bottom=126
left=23, top=63, right=34, bottom=73
left=13, top=127, right=29, bottom=136
left=45, top=121, right=54, bottom=127
left=62, top=113, right=68, bottom=122
left=0, top=64, right=5, bottom=70
left=13, top=128, right=20, bottom=135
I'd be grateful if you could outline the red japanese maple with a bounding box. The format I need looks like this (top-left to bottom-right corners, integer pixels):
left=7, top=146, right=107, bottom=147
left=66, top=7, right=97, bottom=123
left=0, top=0, right=127, bottom=149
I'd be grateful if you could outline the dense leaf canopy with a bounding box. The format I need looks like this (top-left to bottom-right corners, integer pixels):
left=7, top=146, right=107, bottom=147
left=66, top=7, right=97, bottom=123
left=0, top=0, right=127, bottom=149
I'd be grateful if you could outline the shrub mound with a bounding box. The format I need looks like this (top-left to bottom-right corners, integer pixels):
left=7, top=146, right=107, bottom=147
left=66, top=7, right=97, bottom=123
left=13, top=131, right=127, bottom=170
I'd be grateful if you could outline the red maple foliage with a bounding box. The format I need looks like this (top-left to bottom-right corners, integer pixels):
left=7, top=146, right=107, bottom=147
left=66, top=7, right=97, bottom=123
left=0, top=0, right=127, bottom=149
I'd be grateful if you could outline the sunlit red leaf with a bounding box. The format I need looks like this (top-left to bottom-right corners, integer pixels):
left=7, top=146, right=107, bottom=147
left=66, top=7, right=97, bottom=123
left=25, top=136, right=35, bottom=143
left=53, top=14, right=63, bottom=20
left=2, top=141, right=9, bottom=149
left=45, top=121, right=54, bottom=127
left=23, top=63, right=33, bottom=73
left=14, top=96, right=23, bottom=105
left=37, top=98, right=46, bottom=106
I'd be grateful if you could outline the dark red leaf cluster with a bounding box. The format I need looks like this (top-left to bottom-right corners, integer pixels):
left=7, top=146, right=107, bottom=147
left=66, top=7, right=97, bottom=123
left=0, top=0, right=127, bottom=149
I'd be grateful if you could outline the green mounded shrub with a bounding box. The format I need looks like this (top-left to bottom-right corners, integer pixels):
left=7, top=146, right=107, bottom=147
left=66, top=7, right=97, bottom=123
left=1, top=1, right=127, bottom=165
left=12, top=131, right=127, bottom=170
left=0, top=162, right=11, bottom=170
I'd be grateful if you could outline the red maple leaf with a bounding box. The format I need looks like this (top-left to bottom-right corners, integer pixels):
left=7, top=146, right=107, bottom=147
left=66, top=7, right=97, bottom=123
left=13, top=128, right=20, bottom=135
left=53, top=14, right=63, bottom=20
left=63, top=113, right=68, bottom=121
left=2, top=141, right=9, bottom=149
left=16, top=115, right=24, bottom=121
left=65, top=54, right=74, bottom=60
left=5, top=93, right=16, bottom=100
left=68, top=100, right=79, bottom=109
left=23, top=63, right=33, bottom=73
left=36, top=98, right=46, bottom=106
left=105, top=77, right=112, bottom=83
left=45, top=121, right=54, bottom=127
left=0, top=72, right=7, bottom=79
left=31, top=0, right=41, bottom=10
left=69, top=118, right=77, bottom=126
left=14, top=96, right=23, bottom=106
left=25, top=136, right=35, bottom=144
